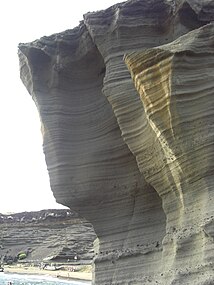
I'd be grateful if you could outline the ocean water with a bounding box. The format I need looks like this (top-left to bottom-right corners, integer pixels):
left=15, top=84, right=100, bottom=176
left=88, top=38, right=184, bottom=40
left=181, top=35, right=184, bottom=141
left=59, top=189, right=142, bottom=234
left=0, top=273, right=91, bottom=285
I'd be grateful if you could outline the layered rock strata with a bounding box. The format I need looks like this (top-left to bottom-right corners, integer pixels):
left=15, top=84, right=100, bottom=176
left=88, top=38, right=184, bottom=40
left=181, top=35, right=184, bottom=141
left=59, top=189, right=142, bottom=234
left=19, top=0, right=214, bottom=284
left=0, top=210, right=95, bottom=264
left=125, top=22, right=214, bottom=284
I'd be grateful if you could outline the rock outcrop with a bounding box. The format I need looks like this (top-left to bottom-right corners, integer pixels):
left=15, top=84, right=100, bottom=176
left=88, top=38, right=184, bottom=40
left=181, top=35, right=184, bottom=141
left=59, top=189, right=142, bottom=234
left=0, top=210, right=95, bottom=264
left=18, top=0, right=214, bottom=284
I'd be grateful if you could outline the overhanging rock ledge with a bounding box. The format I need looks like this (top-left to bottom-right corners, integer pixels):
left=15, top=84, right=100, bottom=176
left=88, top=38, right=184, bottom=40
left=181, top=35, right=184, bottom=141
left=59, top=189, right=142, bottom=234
left=19, top=0, right=214, bottom=284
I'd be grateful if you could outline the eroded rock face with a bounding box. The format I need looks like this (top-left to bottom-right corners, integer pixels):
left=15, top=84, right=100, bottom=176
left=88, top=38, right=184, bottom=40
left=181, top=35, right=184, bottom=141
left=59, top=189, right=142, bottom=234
left=125, top=22, right=214, bottom=284
left=0, top=210, right=95, bottom=263
left=19, top=0, right=214, bottom=284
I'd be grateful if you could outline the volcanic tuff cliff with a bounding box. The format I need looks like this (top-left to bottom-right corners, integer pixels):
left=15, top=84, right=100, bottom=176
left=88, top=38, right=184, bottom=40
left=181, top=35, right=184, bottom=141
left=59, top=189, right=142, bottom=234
left=18, top=0, right=214, bottom=284
left=0, top=210, right=95, bottom=264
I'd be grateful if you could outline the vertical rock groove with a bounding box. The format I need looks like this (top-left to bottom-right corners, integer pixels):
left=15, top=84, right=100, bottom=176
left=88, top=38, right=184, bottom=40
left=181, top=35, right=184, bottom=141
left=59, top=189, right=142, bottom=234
left=19, top=1, right=214, bottom=284
left=125, top=23, right=214, bottom=284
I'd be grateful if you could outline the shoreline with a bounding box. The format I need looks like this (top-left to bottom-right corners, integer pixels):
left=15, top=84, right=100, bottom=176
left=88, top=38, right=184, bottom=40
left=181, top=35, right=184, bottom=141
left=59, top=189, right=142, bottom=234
left=3, top=265, right=92, bottom=283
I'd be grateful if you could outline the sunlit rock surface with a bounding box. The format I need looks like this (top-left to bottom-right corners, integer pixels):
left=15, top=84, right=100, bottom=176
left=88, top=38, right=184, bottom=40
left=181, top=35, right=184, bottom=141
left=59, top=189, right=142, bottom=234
left=125, top=22, right=214, bottom=284
left=19, top=0, right=214, bottom=284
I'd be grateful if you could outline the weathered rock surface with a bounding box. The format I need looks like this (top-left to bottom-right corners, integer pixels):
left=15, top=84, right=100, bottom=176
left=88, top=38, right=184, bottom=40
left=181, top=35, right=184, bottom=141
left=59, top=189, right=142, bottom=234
left=18, top=0, right=214, bottom=284
left=0, top=210, right=95, bottom=264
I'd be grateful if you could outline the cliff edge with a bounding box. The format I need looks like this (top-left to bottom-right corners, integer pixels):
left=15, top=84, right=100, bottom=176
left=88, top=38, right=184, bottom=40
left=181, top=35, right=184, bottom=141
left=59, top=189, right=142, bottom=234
left=18, top=0, right=214, bottom=284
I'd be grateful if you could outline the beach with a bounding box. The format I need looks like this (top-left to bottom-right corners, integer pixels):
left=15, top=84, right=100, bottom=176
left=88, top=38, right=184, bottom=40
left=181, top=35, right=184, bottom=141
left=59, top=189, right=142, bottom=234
left=3, top=264, right=92, bottom=282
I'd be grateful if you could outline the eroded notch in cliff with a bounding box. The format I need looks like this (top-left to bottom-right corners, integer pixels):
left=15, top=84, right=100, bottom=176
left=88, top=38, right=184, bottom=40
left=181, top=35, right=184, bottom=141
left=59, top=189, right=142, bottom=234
left=178, top=1, right=210, bottom=29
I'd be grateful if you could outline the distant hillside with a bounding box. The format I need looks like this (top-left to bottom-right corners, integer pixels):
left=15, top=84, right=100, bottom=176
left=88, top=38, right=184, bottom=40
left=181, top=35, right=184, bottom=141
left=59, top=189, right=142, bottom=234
left=0, top=209, right=96, bottom=265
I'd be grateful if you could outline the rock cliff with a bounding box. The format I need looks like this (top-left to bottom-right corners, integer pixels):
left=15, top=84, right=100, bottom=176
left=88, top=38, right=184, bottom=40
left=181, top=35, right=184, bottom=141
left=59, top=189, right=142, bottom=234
left=0, top=210, right=95, bottom=264
left=18, top=0, right=214, bottom=284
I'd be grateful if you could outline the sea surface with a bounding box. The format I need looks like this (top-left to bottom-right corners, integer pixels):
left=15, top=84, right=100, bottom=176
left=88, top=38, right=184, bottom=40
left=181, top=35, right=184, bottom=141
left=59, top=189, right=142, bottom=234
left=0, top=273, right=91, bottom=285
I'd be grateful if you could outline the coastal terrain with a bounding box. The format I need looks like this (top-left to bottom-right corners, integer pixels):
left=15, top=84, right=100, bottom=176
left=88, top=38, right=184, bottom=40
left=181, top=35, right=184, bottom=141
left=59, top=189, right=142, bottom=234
left=18, top=0, right=214, bottom=284
left=0, top=209, right=95, bottom=281
left=3, top=264, right=92, bottom=282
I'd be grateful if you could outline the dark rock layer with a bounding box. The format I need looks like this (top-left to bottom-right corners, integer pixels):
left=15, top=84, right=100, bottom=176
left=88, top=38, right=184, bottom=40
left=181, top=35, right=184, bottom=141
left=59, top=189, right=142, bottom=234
left=19, top=0, right=214, bottom=284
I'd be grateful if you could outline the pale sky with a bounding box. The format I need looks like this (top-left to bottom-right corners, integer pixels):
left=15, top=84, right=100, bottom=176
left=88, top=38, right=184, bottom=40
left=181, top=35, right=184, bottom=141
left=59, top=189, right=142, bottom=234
left=0, top=0, right=124, bottom=214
